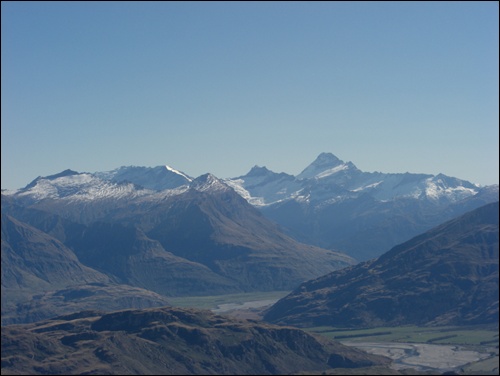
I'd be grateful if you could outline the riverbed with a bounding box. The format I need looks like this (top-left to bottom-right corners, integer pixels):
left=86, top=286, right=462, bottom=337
left=341, top=341, right=492, bottom=373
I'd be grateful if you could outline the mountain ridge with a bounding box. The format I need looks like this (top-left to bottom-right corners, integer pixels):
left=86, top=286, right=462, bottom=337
left=1, top=306, right=390, bottom=375
left=263, top=201, right=499, bottom=328
left=226, top=153, right=497, bottom=260
left=2, top=164, right=355, bottom=324
left=3, top=152, right=498, bottom=262
left=1, top=212, right=174, bottom=325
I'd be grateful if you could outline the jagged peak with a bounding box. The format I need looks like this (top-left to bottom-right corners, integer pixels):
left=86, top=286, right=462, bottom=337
left=190, top=173, right=231, bottom=192
left=234, top=165, right=296, bottom=182
left=247, top=165, right=273, bottom=176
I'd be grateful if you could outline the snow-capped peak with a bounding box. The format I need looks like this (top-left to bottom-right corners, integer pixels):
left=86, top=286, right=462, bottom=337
left=14, top=171, right=150, bottom=202
left=190, top=173, right=231, bottom=192
left=24, top=169, right=81, bottom=189
left=297, top=153, right=355, bottom=180
left=95, top=165, right=191, bottom=191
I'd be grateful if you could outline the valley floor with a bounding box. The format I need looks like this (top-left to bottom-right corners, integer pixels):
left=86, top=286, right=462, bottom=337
left=341, top=341, right=497, bottom=374
left=169, top=291, right=500, bottom=375
left=168, top=290, right=289, bottom=320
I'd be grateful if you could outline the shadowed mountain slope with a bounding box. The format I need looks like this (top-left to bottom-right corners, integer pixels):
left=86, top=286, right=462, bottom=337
left=264, top=202, right=499, bottom=328
left=145, top=180, right=355, bottom=291
left=66, top=220, right=240, bottom=296
left=1, top=306, right=390, bottom=375
left=2, top=174, right=354, bottom=324
left=3, top=172, right=355, bottom=295
left=1, top=214, right=110, bottom=291
left=1, top=214, right=172, bottom=325
left=2, top=195, right=239, bottom=297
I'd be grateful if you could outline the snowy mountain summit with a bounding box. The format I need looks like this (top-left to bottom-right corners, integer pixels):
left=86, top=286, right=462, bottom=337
left=6, top=153, right=488, bottom=207
left=225, top=152, right=497, bottom=261
left=6, top=164, right=233, bottom=205
left=226, top=152, right=481, bottom=206
left=95, top=165, right=192, bottom=191
left=3, top=152, right=497, bottom=262
left=6, top=165, right=194, bottom=204
left=297, top=152, right=356, bottom=180
left=190, top=173, right=231, bottom=193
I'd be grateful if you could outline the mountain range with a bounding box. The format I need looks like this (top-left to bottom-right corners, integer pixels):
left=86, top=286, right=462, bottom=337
left=2, top=154, right=498, bottom=375
left=1, top=163, right=354, bottom=324
left=226, top=152, right=499, bottom=260
left=6, top=152, right=497, bottom=262
left=2, top=153, right=498, bottom=326
left=263, top=201, right=499, bottom=328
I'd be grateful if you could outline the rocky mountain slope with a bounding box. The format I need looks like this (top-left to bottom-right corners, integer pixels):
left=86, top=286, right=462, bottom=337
left=2, top=172, right=354, bottom=294
left=1, top=306, right=390, bottom=375
left=263, top=202, right=499, bottom=328
left=142, top=175, right=354, bottom=291
left=1, top=213, right=109, bottom=291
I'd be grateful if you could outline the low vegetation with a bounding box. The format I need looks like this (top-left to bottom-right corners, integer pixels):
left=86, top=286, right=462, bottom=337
left=304, top=325, right=499, bottom=375
left=1, top=306, right=390, bottom=375
left=168, top=290, right=291, bottom=310
left=304, top=325, right=498, bottom=346
left=165, top=291, right=500, bottom=375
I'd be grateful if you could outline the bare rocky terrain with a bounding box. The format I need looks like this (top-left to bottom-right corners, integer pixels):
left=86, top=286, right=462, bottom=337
left=1, top=306, right=390, bottom=375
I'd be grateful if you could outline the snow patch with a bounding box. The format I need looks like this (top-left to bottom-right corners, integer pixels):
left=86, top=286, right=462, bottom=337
left=352, top=181, right=383, bottom=192
left=316, top=164, right=349, bottom=179
left=165, top=165, right=192, bottom=182
left=425, top=179, right=477, bottom=201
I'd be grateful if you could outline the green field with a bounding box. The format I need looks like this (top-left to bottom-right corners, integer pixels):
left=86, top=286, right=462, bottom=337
left=305, top=325, right=499, bottom=375
left=461, top=355, right=500, bottom=375
left=168, top=292, right=498, bottom=348
left=304, top=324, right=499, bottom=347
left=167, top=290, right=291, bottom=310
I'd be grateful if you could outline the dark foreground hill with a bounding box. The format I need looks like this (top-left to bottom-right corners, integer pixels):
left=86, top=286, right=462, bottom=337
left=264, top=202, right=499, bottom=328
left=1, top=306, right=389, bottom=375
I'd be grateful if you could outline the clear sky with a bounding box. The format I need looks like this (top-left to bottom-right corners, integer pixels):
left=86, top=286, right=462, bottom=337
left=2, top=1, right=499, bottom=190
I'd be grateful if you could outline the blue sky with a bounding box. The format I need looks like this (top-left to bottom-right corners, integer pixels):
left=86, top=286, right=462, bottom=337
left=2, top=1, right=498, bottom=190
